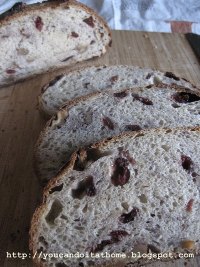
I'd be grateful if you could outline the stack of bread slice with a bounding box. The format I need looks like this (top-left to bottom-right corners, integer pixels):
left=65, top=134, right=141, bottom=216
left=31, top=64, right=200, bottom=267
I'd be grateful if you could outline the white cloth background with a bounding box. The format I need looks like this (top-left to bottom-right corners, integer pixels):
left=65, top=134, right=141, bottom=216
left=0, top=0, right=200, bottom=33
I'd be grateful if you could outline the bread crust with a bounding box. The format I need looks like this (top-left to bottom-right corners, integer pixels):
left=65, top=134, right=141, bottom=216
left=30, top=126, right=200, bottom=267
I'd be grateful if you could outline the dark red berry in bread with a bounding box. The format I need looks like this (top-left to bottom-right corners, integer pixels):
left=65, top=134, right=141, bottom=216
left=71, top=32, right=79, bottom=38
left=35, top=16, right=44, bottom=31
left=114, top=91, right=127, bottom=98
left=110, top=75, right=119, bottom=83
left=111, top=158, right=130, bottom=186
left=172, top=92, right=200, bottom=103
left=83, top=16, right=94, bottom=27
left=91, top=230, right=128, bottom=253
left=6, top=69, right=16, bottom=74
left=181, top=155, right=193, bottom=172
left=119, top=207, right=139, bottom=223
left=132, top=94, right=153, bottom=105
left=102, top=116, right=114, bottom=130
left=109, top=230, right=129, bottom=242
left=186, top=199, right=194, bottom=212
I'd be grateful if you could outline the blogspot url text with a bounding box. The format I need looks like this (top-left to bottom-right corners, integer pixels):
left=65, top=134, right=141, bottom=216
left=6, top=251, right=195, bottom=260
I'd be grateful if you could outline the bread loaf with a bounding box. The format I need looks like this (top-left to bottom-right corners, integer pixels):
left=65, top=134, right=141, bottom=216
left=30, top=127, right=200, bottom=267
left=39, top=65, right=198, bottom=116
left=35, top=84, right=200, bottom=182
left=0, top=0, right=111, bottom=87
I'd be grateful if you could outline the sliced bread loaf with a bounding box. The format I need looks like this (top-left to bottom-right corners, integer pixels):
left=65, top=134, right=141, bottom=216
left=0, top=1, right=111, bottom=87
left=30, top=127, right=200, bottom=267
left=35, top=84, right=200, bottom=182
left=39, top=65, right=198, bottom=116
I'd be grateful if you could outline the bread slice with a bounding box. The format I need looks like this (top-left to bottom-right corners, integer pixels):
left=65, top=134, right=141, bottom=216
left=35, top=84, right=200, bottom=182
left=30, top=127, right=200, bottom=267
left=39, top=65, right=198, bottom=116
left=0, top=1, right=111, bottom=87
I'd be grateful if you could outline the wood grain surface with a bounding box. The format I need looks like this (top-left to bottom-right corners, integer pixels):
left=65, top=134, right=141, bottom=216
left=0, top=30, right=200, bottom=267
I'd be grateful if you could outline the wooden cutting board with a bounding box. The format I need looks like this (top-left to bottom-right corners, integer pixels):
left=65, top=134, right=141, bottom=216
left=0, top=30, right=200, bottom=267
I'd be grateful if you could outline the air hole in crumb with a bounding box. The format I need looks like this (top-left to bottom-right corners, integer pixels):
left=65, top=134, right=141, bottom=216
left=73, top=148, right=112, bottom=171
left=38, top=236, right=48, bottom=246
left=45, top=200, right=63, bottom=225
left=172, top=103, right=181, bottom=108
left=82, top=204, right=88, bottom=213
left=49, top=183, right=63, bottom=194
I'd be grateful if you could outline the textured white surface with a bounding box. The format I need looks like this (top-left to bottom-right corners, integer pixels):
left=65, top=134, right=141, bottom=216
left=0, top=0, right=200, bottom=33
left=31, top=128, right=200, bottom=267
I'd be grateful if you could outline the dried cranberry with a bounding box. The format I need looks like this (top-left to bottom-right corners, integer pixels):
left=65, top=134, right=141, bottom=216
left=110, top=75, right=119, bottom=83
left=172, top=92, right=200, bottom=103
left=102, top=116, right=114, bottom=130
left=71, top=32, right=79, bottom=38
left=125, top=125, right=142, bottom=131
left=6, top=69, right=16, bottom=74
left=165, top=72, right=180, bottom=81
left=35, top=16, right=44, bottom=31
left=111, top=158, right=130, bottom=186
left=83, top=16, right=94, bottom=27
left=132, top=94, right=153, bottom=105
left=186, top=199, right=194, bottom=212
left=114, top=91, right=127, bottom=98
left=181, top=155, right=193, bottom=172
left=110, top=230, right=129, bottom=242
left=119, top=207, right=139, bottom=223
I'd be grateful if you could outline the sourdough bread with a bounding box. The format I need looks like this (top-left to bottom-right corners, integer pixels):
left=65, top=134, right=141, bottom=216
left=39, top=65, right=198, bottom=116
left=30, top=127, right=200, bottom=267
left=0, top=1, right=111, bottom=87
left=35, top=84, right=200, bottom=182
